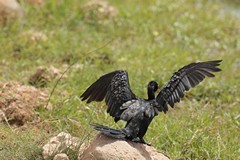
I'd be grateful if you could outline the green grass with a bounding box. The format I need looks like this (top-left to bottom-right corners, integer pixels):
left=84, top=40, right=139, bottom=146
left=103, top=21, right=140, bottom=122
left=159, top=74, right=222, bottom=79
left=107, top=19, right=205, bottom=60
left=0, top=0, right=240, bottom=159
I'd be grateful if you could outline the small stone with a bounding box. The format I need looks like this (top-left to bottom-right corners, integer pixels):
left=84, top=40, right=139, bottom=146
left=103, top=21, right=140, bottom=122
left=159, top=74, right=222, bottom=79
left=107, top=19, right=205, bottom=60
left=0, top=0, right=23, bottom=24
left=53, top=153, right=69, bottom=160
left=25, top=0, right=45, bottom=6
left=42, top=132, right=81, bottom=159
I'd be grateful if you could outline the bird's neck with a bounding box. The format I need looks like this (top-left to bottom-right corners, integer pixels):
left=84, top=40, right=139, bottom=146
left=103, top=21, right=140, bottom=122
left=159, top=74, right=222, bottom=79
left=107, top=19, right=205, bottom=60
left=148, top=87, right=155, bottom=100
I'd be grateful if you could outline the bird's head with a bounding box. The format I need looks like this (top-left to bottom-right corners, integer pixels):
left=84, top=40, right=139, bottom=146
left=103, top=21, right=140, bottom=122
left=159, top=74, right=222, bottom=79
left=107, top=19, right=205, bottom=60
left=147, top=81, right=159, bottom=100
left=148, top=81, right=159, bottom=92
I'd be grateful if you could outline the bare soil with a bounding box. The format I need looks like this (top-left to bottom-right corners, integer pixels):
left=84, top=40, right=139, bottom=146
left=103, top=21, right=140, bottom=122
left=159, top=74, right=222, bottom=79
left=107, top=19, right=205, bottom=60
left=0, top=81, right=50, bottom=125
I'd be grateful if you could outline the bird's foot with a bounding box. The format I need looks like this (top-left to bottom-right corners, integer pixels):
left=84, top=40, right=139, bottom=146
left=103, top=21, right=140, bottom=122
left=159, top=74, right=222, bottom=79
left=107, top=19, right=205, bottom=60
left=131, top=138, right=151, bottom=146
left=140, top=138, right=151, bottom=146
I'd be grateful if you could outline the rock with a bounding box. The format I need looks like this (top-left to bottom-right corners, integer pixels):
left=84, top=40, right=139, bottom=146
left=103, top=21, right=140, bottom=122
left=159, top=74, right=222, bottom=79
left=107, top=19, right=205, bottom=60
left=53, top=153, right=69, bottom=160
left=80, top=133, right=170, bottom=160
left=25, top=0, right=45, bottom=6
left=0, top=0, right=23, bottom=24
left=42, top=132, right=81, bottom=159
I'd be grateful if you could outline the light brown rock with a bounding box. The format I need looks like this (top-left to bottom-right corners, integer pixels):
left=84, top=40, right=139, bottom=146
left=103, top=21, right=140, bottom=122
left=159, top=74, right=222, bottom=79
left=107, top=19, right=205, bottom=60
left=0, top=0, right=23, bottom=24
left=53, top=153, right=69, bottom=160
left=80, top=133, right=170, bottom=160
left=25, top=0, right=45, bottom=6
left=0, top=0, right=22, bottom=12
left=42, top=132, right=81, bottom=159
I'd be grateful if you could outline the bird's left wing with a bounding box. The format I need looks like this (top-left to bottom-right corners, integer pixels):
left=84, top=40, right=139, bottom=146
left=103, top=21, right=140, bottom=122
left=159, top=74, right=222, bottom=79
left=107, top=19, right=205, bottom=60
left=80, top=70, right=137, bottom=122
left=156, top=60, right=222, bottom=113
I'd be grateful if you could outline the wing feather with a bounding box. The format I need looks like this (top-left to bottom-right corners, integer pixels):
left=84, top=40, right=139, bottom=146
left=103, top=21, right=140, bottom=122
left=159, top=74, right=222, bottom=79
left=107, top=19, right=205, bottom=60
left=81, top=70, right=137, bottom=122
left=156, top=60, right=222, bottom=113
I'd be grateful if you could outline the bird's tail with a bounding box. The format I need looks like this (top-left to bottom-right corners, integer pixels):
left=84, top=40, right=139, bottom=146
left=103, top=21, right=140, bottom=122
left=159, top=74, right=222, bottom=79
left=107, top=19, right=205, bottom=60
left=90, top=123, right=127, bottom=139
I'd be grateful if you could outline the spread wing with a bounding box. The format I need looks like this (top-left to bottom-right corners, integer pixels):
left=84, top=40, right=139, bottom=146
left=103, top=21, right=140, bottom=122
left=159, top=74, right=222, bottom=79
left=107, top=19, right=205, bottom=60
left=80, top=70, right=137, bottom=122
left=156, top=60, right=222, bottom=113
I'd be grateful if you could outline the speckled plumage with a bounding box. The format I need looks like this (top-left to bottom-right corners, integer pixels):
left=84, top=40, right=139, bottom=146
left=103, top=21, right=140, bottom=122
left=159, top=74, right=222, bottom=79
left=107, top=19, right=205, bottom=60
left=81, top=60, right=222, bottom=144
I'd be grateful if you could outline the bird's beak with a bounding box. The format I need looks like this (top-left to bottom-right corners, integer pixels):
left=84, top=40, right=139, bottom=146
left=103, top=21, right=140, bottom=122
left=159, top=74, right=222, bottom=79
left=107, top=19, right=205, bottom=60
left=156, top=88, right=160, bottom=93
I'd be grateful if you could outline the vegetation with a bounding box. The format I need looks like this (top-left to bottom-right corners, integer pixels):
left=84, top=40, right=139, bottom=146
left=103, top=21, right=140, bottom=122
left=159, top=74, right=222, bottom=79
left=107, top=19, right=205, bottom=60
left=0, top=0, right=239, bottom=159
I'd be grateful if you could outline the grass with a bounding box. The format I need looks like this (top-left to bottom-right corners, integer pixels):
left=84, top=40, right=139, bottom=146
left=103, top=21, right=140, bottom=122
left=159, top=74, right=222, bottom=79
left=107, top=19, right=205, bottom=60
left=0, top=0, right=240, bottom=159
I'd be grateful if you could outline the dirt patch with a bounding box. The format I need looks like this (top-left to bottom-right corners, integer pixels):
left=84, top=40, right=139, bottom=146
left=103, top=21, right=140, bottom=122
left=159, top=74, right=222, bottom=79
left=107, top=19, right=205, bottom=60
left=0, top=81, right=50, bottom=125
left=28, top=66, right=66, bottom=88
left=82, top=0, right=118, bottom=22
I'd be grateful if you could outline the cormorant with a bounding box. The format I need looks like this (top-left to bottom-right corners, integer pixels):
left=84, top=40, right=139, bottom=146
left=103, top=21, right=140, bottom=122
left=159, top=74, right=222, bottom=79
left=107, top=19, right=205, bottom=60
left=80, top=60, right=222, bottom=144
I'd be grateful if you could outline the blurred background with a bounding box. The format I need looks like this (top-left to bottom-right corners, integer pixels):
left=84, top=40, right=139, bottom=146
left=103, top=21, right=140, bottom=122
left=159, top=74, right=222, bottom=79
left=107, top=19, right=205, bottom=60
left=0, top=0, right=239, bottom=159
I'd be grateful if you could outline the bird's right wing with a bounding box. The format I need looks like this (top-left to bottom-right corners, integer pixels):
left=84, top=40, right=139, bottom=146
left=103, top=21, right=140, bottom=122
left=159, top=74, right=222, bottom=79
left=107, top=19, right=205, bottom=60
left=80, top=70, right=137, bottom=122
left=156, top=60, right=222, bottom=113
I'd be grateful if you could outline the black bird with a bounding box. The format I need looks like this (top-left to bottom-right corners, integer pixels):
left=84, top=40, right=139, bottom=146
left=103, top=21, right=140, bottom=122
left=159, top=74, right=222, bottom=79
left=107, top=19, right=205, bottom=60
left=80, top=60, right=222, bottom=144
